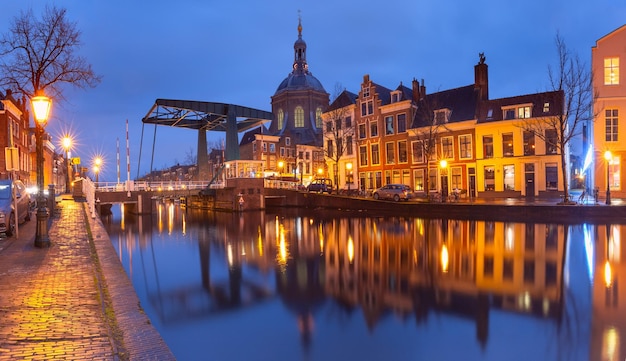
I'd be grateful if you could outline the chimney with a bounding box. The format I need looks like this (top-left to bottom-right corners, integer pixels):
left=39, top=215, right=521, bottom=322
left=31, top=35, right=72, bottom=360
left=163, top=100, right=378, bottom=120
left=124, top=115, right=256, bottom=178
left=420, top=79, right=426, bottom=99
left=412, top=78, right=420, bottom=101
left=474, top=53, right=489, bottom=101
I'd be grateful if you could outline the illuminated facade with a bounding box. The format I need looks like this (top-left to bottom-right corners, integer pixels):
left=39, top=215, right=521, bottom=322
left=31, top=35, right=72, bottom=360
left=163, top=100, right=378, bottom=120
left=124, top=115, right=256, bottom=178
left=592, top=25, right=626, bottom=200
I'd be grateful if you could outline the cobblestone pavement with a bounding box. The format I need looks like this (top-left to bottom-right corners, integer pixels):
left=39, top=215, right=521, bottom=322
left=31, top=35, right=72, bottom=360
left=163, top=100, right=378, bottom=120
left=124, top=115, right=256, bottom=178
left=0, top=196, right=175, bottom=360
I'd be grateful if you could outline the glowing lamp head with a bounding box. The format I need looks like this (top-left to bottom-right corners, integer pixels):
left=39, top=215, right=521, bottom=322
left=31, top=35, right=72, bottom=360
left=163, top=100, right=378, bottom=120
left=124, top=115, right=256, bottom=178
left=62, top=136, right=71, bottom=151
left=31, top=95, right=52, bottom=126
left=439, top=159, right=448, bottom=169
left=604, top=150, right=612, bottom=162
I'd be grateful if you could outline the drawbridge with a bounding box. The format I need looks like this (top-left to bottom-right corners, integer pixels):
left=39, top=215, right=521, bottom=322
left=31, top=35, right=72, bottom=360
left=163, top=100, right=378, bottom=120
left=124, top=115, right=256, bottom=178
left=141, top=99, right=273, bottom=180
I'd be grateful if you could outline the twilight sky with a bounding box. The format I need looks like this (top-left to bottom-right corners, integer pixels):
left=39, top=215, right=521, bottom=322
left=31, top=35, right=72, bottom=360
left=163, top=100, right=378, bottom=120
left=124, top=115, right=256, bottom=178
left=2, top=0, right=626, bottom=182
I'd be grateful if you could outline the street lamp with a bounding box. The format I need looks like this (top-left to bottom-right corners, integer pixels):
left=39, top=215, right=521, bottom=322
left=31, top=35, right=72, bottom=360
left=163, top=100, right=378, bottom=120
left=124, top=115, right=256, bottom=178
left=62, top=135, right=71, bottom=193
left=278, top=160, right=284, bottom=176
left=439, top=159, right=448, bottom=202
left=93, top=157, right=102, bottom=188
left=604, top=150, right=612, bottom=205
left=32, top=94, right=52, bottom=248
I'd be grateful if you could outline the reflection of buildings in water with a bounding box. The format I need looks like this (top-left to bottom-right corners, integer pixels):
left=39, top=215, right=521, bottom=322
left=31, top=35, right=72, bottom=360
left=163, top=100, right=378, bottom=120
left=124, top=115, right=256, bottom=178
left=325, top=217, right=565, bottom=346
left=267, top=213, right=326, bottom=351
left=591, top=224, right=625, bottom=361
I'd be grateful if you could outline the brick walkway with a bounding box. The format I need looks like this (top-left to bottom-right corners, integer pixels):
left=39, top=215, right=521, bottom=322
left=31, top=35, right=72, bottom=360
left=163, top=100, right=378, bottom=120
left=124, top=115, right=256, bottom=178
left=0, top=196, right=175, bottom=360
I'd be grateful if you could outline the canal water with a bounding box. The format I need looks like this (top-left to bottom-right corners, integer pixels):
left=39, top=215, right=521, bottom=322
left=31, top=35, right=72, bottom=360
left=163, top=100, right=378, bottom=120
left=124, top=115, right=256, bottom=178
left=101, top=201, right=625, bottom=361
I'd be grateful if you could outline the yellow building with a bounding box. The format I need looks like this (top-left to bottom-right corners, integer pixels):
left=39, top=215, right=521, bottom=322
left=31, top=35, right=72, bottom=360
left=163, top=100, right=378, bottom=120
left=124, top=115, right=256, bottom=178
left=592, top=25, right=626, bottom=201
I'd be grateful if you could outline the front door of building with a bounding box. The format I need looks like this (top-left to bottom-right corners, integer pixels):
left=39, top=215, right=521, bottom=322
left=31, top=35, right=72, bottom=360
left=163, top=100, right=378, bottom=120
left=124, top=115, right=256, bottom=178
left=525, top=163, right=535, bottom=198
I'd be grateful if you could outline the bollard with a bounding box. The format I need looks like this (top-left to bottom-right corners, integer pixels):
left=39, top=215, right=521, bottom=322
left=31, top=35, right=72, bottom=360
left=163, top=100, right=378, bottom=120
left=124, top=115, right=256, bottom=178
left=48, top=184, right=55, bottom=217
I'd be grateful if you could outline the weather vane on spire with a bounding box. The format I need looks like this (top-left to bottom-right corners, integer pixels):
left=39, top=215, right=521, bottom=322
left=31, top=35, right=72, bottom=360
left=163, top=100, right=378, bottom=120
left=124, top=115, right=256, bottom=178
left=297, top=9, right=302, bottom=36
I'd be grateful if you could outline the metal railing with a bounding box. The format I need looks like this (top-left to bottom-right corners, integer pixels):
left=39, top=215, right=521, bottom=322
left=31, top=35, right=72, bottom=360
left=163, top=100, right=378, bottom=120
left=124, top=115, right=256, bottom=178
left=94, top=181, right=217, bottom=192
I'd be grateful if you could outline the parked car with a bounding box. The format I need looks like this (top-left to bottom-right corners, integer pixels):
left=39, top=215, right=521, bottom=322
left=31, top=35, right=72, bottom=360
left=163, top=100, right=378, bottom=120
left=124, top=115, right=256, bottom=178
left=0, top=179, right=32, bottom=236
left=372, top=184, right=413, bottom=202
left=307, top=178, right=333, bottom=194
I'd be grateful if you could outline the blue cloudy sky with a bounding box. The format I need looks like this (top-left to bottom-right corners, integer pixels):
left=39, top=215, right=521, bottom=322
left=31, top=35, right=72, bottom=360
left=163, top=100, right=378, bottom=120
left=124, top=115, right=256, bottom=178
left=3, top=0, right=626, bottom=182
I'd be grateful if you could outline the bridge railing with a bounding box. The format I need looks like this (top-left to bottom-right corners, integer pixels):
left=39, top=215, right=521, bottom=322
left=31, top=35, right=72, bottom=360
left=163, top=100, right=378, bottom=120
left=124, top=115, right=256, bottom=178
left=95, top=181, right=219, bottom=192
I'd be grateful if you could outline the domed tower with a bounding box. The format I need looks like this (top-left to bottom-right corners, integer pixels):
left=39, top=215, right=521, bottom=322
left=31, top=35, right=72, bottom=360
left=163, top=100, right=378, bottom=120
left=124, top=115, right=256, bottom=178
left=270, top=17, right=329, bottom=147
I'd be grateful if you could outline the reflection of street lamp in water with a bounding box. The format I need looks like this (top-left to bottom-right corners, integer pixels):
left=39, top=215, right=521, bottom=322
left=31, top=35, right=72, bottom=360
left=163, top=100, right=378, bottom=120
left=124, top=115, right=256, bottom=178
left=604, top=151, right=612, bottom=205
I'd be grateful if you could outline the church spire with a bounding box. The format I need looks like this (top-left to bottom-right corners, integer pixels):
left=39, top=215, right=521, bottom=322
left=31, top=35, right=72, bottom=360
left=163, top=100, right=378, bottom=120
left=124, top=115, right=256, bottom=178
left=293, top=12, right=308, bottom=74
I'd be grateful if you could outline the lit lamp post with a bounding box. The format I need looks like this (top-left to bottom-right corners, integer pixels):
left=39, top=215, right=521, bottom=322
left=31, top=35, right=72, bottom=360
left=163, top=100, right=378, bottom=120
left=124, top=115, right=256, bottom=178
left=93, top=157, right=102, bottom=188
left=278, top=160, right=284, bottom=176
left=604, top=150, right=612, bottom=205
left=346, top=162, right=353, bottom=192
left=62, top=135, right=71, bottom=193
left=32, top=94, right=52, bottom=248
left=439, top=159, right=448, bottom=202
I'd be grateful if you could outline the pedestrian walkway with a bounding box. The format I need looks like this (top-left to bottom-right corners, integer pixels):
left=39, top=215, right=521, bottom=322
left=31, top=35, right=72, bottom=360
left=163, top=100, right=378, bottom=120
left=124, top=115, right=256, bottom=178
left=0, top=196, right=175, bottom=360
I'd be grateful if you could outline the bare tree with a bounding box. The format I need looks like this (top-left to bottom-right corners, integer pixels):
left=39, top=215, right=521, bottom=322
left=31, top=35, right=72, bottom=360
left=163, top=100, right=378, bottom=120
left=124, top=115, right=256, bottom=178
left=0, top=5, right=101, bottom=101
left=323, top=84, right=356, bottom=188
left=519, top=33, right=596, bottom=204
left=184, top=146, right=197, bottom=165
left=411, top=97, right=450, bottom=201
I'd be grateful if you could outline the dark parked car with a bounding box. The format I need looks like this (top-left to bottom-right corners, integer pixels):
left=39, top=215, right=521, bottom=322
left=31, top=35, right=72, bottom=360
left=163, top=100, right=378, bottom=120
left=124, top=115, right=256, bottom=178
left=0, top=179, right=32, bottom=236
left=307, top=178, right=333, bottom=194
left=372, top=184, right=413, bottom=202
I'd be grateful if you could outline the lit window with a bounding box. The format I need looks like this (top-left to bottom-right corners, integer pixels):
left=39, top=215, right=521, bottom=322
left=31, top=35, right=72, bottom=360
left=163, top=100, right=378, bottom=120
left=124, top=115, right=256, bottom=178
left=502, top=133, right=514, bottom=157
left=277, top=108, right=284, bottom=129
left=543, top=102, right=550, bottom=113
left=385, top=116, right=394, bottom=135
left=604, top=57, right=620, bottom=85
left=442, top=137, right=453, bottom=158
left=315, top=107, right=323, bottom=128
left=517, top=106, right=531, bottom=119
left=295, top=106, right=304, bottom=127
left=371, top=144, right=380, bottom=165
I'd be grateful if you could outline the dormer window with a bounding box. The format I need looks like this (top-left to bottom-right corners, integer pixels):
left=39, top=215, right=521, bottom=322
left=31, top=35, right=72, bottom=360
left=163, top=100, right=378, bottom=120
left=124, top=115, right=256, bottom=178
left=434, top=109, right=451, bottom=124
left=543, top=102, right=550, bottom=113
left=502, top=104, right=531, bottom=120
left=487, top=109, right=493, bottom=119
left=391, top=91, right=401, bottom=103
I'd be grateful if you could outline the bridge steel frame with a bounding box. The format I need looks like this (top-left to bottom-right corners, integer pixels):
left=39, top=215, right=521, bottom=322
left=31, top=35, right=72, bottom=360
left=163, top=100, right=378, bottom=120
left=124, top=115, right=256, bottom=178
left=141, top=99, right=273, bottom=180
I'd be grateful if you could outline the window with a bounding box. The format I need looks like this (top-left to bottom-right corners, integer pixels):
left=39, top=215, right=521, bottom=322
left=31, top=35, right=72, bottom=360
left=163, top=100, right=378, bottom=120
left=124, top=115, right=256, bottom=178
left=459, top=134, right=472, bottom=159
left=398, top=141, right=407, bottom=163
left=285, top=137, right=291, bottom=146
left=545, top=129, right=557, bottom=154
left=385, top=142, right=395, bottom=164
left=503, top=164, right=515, bottom=190
left=359, top=145, right=368, bottom=166
left=280, top=147, right=285, bottom=156
left=277, top=108, right=284, bottom=130
left=361, top=100, right=373, bottom=116
left=502, top=133, right=514, bottom=157
left=371, top=144, right=380, bottom=165
left=327, top=140, right=334, bottom=158
left=269, top=144, right=276, bottom=153
left=435, top=109, right=449, bottom=124
left=345, top=116, right=352, bottom=128
left=362, top=86, right=370, bottom=98
left=397, top=114, right=406, bottom=133
left=606, top=109, right=618, bottom=142
left=335, top=118, right=342, bottom=131
left=414, top=169, right=425, bottom=191
left=484, top=166, right=495, bottom=191
left=523, top=131, right=535, bottom=156
left=358, top=124, right=366, bottom=139
left=391, top=91, right=401, bottom=103
left=607, top=154, right=620, bottom=189
left=385, top=116, right=394, bottom=135
left=316, top=107, right=323, bottom=128
left=298, top=151, right=303, bottom=159
left=253, top=143, right=257, bottom=152
left=483, top=136, right=493, bottom=158
left=295, top=106, right=304, bottom=127
left=451, top=167, right=462, bottom=190
left=546, top=163, right=558, bottom=190
left=346, top=136, right=353, bottom=156
left=326, top=121, right=333, bottom=133
left=370, top=121, right=378, bottom=137
left=412, top=141, right=424, bottom=163
left=262, top=142, right=267, bottom=152
left=543, top=102, right=550, bottom=113
left=442, top=137, right=453, bottom=159
left=504, top=109, right=515, bottom=120
left=486, top=109, right=493, bottom=119
left=517, top=106, right=531, bottom=119
left=375, top=171, right=382, bottom=189
left=428, top=169, right=437, bottom=191
left=605, top=57, right=620, bottom=85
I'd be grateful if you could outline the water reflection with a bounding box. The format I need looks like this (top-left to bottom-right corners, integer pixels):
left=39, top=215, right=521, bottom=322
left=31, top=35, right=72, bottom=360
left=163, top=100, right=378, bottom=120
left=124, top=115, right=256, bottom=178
left=102, top=201, right=626, bottom=361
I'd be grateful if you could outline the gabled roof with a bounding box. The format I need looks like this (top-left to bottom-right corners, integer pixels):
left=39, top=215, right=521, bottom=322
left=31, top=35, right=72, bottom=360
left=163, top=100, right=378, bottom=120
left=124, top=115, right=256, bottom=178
left=372, top=82, right=393, bottom=106
left=411, top=85, right=478, bottom=128
left=395, top=83, right=413, bottom=101
left=239, top=126, right=269, bottom=146
left=327, top=90, right=358, bottom=111
left=477, top=90, right=563, bottom=123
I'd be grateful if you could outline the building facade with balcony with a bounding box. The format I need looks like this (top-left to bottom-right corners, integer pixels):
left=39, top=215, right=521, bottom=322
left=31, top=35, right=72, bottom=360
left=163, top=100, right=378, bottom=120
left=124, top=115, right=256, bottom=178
left=592, top=25, right=626, bottom=201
